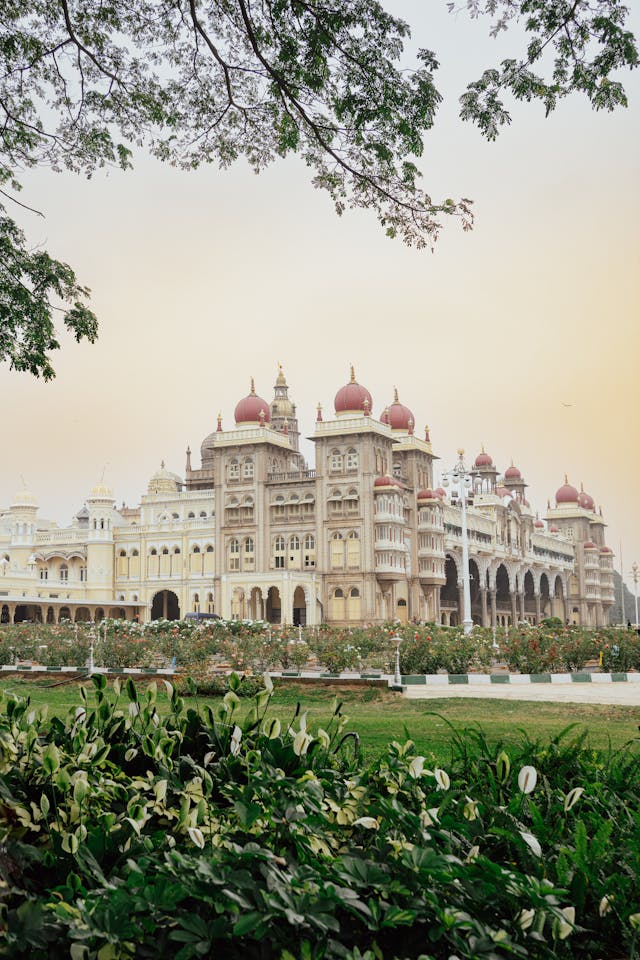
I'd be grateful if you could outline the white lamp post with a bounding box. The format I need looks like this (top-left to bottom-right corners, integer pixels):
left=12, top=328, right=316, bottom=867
left=391, top=634, right=402, bottom=687
left=631, top=562, right=639, bottom=629
left=441, top=449, right=473, bottom=635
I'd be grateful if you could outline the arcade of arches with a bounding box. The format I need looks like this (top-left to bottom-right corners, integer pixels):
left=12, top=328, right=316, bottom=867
left=438, top=555, right=569, bottom=627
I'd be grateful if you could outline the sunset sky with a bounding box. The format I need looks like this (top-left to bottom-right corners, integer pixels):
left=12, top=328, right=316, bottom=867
left=2, top=3, right=639, bottom=592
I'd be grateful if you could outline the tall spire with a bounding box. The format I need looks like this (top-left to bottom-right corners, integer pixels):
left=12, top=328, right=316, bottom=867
left=393, top=385, right=399, bottom=403
left=350, top=364, right=356, bottom=383
left=250, top=377, right=255, bottom=396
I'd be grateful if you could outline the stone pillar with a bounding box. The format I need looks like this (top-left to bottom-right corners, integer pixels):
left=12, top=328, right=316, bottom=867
left=519, top=590, right=525, bottom=621
left=564, top=594, right=570, bottom=624
left=510, top=592, right=518, bottom=625
left=480, top=587, right=488, bottom=627
left=490, top=589, right=497, bottom=628
left=535, top=593, right=541, bottom=623
left=458, top=584, right=464, bottom=626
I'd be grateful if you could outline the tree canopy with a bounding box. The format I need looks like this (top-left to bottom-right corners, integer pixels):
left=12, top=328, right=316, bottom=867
left=1, top=0, right=637, bottom=378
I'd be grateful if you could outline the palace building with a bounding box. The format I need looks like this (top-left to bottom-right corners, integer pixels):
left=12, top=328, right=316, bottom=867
left=0, top=367, right=616, bottom=628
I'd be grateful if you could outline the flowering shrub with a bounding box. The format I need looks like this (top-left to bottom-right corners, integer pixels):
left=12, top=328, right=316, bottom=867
left=0, top=619, right=638, bottom=675
left=0, top=678, right=638, bottom=958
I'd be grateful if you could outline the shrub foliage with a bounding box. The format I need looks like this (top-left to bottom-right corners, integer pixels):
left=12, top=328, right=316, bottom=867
left=0, top=677, right=639, bottom=958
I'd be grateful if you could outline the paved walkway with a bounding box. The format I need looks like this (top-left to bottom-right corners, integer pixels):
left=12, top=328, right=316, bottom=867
left=404, top=682, right=640, bottom=706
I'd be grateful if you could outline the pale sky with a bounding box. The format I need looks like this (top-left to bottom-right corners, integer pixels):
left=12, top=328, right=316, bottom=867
left=2, top=2, right=639, bottom=589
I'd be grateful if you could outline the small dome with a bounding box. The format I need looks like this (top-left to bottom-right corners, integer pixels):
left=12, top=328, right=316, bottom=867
left=417, top=488, right=436, bottom=500
left=374, top=475, right=399, bottom=488
left=583, top=541, right=598, bottom=550
left=474, top=447, right=493, bottom=468
left=600, top=546, right=612, bottom=554
left=534, top=518, right=544, bottom=528
left=435, top=486, right=446, bottom=498
left=235, top=378, right=270, bottom=425
left=335, top=366, right=372, bottom=416
left=577, top=484, right=594, bottom=510
left=505, top=462, right=521, bottom=480
left=549, top=524, right=559, bottom=533
left=147, top=462, right=180, bottom=496
left=379, top=387, right=414, bottom=431
left=556, top=477, right=579, bottom=505
left=89, top=481, right=114, bottom=500
left=11, top=487, right=37, bottom=508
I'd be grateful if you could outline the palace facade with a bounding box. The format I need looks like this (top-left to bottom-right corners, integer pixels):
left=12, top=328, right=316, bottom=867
left=0, top=367, right=616, bottom=628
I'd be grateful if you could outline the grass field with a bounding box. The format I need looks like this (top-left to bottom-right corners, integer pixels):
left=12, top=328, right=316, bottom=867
left=3, top=676, right=640, bottom=763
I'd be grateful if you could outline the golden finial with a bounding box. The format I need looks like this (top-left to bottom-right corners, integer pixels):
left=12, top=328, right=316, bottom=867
left=481, top=443, right=485, bottom=453
left=349, top=364, right=355, bottom=383
left=161, top=460, right=165, bottom=469
left=393, top=385, right=399, bottom=403
left=564, top=473, right=568, bottom=484
left=457, top=448, right=464, bottom=457
left=250, top=377, right=256, bottom=395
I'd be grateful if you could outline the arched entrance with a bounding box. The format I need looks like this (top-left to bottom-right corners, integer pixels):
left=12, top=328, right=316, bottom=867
left=495, top=564, right=511, bottom=623
left=75, top=607, right=91, bottom=622
left=266, top=587, right=281, bottom=624
left=440, top=554, right=458, bottom=620
left=469, top=558, right=482, bottom=624
left=553, top=576, right=565, bottom=621
left=540, top=574, right=550, bottom=618
left=293, top=586, right=306, bottom=626
left=231, top=587, right=245, bottom=619
left=396, top=598, right=408, bottom=622
left=151, top=591, right=180, bottom=621
left=0, top=605, right=9, bottom=624
left=524, top=570, right=536, bottom=619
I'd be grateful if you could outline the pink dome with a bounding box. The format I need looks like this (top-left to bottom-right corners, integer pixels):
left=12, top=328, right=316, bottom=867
left=234, top=379, right=271, bottom=425
left=600, top=546, right=612, bottom=554
left=380, top=387, right=414, bottom=431
left=335, top=366, right=372, bottom=415
left=578, top=486, right=595, bottom=510
left=583, top=541, right=597, bottom=550
left=556, top=479, right=579, bottom=505
left=534, top=518, right=544, bottom=528
left=474, top=448, right=493, bottom=468
left=417, top=488, right=436, bottom=500
left=550, top=524, right=559, bottom=533
left=435, top=486, right=446, bottom=498
left=505, top=463, right=521, bottom=480
left=374, top=475, right=399, bottom=488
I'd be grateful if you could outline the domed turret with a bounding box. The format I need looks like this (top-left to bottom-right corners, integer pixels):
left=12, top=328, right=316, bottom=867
left=88, top=480, right=114, bottom=500
left=555, top=476, right=579, bottom=505
left=534, top=517, right=544, bottom=529
left=334, top=366, right=373, bottom=416
left=417, top=488, right=437, bottom=501
left=577, top=482, right=594, bottom=510
left=505, top=461, right=521, bottom=481
left=147, top=462, right=181, bottom=496
left=235, top=378, right=271, bottom=425
left=11, top=486, right=37, bottom=509
left=379, top=386, right=414, bottom=431
left=474, top=446, right=493, bottom=468
left=374, top=475, right=401, bottom=488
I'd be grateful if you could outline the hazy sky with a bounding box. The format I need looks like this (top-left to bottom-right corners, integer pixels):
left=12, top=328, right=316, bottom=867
left=2, top=3, right=639, bottom=589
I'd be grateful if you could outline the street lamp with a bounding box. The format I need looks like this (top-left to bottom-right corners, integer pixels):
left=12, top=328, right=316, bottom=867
left=441, top=449, right=473, bottom=635
left=631, top=562, right=639, bottom=629
left=391, top=634, right=402, bottom=687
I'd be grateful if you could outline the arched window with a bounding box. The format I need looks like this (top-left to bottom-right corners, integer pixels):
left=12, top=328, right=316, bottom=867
left=228, top=538, right=240, bottom=571
left=131, top=549, right=139, bottom=557
left=162, top=547, right=169, bottom=555
left=243, top=458, right=254, bottom=479
left=245, top=537, right=254, bottom=552
left=330, top=532, right=344, bottom=570
left=229, top=458, right=240, bottom=480
left=193, top=592, right=200, bottom=612
left=347, top=530, right=361, bottom=569
left=173, top=546, right=181, bottom=554
left=273, top=536, right=285, bottom=569
left=60, top=564, right=68, bottom=581
left=172, top=512, right=179, bottom=520
left=150, top=548, right=158, bottom=556
left=304, top=534, right=316, bottom=568
left=199, top=511, right=207, bottom=518
left=290, top=535, right=300, bottom=550
left=205, top=544, right=214, bottom=553
left=334, top=588, right=344, bottom=598
left=346, top=448, right=358, bottom=471
left=330, top=587, right=345, bottom=620
left=206, top=591, right=215, bottom=614
left=187, top=511, right=195, bottom=519
left=192, top=544, right=201, bottom=553
left=350, top=587, right=360, bottom=597
left=330, top=449, right=343, bottom=472
left=119, top=549, right=126, bottom=557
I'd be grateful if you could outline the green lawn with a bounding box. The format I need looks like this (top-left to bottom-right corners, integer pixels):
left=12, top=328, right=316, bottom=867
left=2, top=677, right=639, bottom=764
